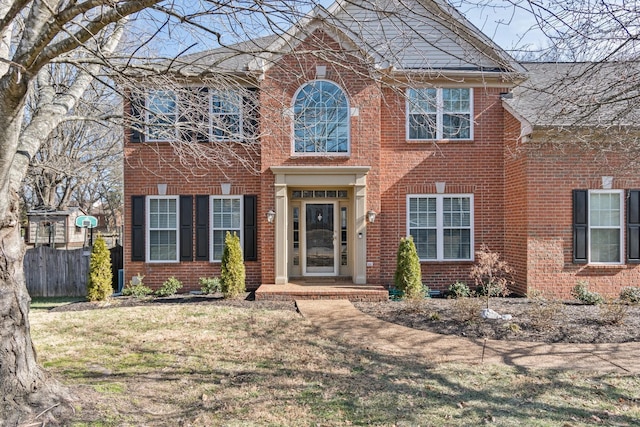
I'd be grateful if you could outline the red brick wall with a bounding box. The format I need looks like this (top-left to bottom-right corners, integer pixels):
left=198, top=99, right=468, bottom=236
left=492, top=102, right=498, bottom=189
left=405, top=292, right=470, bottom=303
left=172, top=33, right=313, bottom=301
left=521, top=136, right=640, bottom=298
left=123, top=142, right=262, bottom=292
left=503, top=111, right=529, bottom=295
left=378, top=86, right=508, bottom=292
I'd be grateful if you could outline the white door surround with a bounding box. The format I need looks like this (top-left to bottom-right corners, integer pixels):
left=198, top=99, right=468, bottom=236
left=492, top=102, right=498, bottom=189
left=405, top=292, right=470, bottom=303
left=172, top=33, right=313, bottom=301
left=270, top=166, right=370, bottom=285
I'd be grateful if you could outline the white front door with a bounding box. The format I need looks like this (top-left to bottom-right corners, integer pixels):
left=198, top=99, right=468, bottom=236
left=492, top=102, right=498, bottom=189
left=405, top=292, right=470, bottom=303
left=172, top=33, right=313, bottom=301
left=303, top=202, right=338, bottom=275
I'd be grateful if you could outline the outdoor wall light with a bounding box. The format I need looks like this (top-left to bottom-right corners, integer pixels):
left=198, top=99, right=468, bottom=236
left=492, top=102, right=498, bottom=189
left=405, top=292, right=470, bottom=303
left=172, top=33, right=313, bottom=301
left=266, top=210, right=276, bottom=223
left=367, top=210, right=377, bottom=223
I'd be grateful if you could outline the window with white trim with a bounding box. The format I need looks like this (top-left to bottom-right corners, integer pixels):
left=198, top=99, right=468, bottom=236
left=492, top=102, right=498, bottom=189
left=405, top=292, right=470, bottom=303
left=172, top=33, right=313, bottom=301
left=589, top=190, right=624, bottom=263
left=407, top=194, right=473, bottom=261
left=293, top=80, right=349, bottom=154
left=407, top=88, right=472, bottom=140
left=210, top=90, right=242, bottom=140
left=147, top=196, right=179, bottom=262
left=211, top=196, right=242, bottom=262
left=146, top=90, right=178, bottom=141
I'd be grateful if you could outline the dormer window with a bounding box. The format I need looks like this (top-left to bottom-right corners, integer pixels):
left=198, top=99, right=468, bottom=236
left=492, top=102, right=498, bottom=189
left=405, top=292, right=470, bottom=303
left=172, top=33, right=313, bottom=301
left=293, top=80, right=349, bottom=155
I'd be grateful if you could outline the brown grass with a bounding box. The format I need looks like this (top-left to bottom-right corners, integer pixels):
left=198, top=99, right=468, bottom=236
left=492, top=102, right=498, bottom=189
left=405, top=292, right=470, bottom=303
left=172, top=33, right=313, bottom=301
left=29, top=301, right=640, bottom=426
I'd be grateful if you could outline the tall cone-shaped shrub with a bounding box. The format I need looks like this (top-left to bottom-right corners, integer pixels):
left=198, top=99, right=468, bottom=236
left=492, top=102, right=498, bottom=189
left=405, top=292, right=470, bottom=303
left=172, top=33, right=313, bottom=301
left=221, top=231, right=246, bottom=298
left=87, top=234, right=113, bottom=301
left=394, top=236, right=422, bottom=299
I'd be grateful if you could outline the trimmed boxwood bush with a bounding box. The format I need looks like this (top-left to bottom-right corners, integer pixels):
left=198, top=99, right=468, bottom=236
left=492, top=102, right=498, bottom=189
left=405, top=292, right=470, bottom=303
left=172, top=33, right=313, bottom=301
left=221, top=231, right=246, bottom=299
left=394, top=236, right=423, bottom=299
left=87, top=234, right=113, bottom=302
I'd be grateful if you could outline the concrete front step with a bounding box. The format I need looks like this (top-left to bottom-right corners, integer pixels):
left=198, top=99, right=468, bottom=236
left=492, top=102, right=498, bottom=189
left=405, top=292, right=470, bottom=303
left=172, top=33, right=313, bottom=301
left=255, top=283, right=388, bottom=302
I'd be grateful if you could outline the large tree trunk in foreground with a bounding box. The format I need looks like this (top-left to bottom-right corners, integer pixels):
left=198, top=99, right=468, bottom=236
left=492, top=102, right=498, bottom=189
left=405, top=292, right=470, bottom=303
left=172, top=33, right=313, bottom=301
left=0, top=191, right=70, bottom=425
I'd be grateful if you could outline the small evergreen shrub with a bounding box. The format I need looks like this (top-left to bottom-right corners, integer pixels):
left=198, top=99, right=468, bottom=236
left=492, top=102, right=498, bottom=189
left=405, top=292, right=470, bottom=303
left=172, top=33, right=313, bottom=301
left=122, top=274, right=152, bottom=298
left=448, top=281, right=471, bottom=298
left=87, top=234, right=113, bottom=302
left=200, top=277, right=222, bottom=295
left=155, top=276, right=183, bottom=297
left=571, top=281, right=604, bottom=305
left=393, top=236, right=422, bottom=300
left=221, top=231, right=246, bottom=299
left=619, top=286, right=640, bottom=304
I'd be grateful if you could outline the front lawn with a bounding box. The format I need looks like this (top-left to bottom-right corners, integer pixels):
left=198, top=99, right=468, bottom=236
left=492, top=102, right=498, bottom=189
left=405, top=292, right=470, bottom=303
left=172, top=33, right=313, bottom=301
left=29, top=300, right=640, bottom=426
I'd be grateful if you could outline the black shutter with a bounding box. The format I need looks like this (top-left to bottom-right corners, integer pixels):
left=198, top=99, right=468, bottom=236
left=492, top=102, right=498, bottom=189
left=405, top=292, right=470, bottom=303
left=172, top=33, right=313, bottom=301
left=243, top=87, right=259, bottom=143
left=179, top=196, right=193, bottom=261
left=131, top=196, right=145, bottom=261
left=129, top=93, right=145, bottom=143
left=196, top=87, right=209, bottom=143
left=628, top=190, right=640, bottom=263
left=573, top=189, right=588, bottom=263
left=243, top=195, right=258, bottom=261
left=196, top=195, right=210, bottom=261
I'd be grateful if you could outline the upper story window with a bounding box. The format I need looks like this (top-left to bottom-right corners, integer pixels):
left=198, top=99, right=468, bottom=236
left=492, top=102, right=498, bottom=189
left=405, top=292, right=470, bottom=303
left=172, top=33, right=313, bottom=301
left=146, top=90, right=178, bottom=141
left=147, top=196, right=179, bottom=262
left=210, top=90, right=242, bottom=140
left=407, top=194, right=474, bottom=261
left=407, top=88, right=472, bottom=140
left=293, top=80, right=349, bottom=154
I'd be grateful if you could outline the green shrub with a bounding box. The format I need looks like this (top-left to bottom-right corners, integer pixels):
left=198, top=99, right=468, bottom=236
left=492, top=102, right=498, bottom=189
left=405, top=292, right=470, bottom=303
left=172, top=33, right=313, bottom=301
left=393, top=236, right=423, bottom=299
left=87, top=234, right=113, bottom=302
left=571, top=281, right=604, bottom=305
left=448, top=281, right=471, bottom=298
left=155, top=276, right=183, bottom=297
left=122, top=274, right=152, bottom=298
left=200, top=277, right=222, bottom=295
left=619, top=286, right=640, bottom=304
left=221, top=231, right=246, bottom=299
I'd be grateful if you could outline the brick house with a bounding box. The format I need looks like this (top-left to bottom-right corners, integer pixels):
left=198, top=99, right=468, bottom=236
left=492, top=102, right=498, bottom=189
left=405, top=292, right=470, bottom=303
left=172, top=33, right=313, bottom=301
left=123, top=0, right=640, bottom=298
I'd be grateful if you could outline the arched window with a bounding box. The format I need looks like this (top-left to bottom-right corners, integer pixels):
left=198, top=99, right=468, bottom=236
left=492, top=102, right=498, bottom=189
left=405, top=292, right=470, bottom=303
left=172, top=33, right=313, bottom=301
left=293, top=80, right=349, bottom=154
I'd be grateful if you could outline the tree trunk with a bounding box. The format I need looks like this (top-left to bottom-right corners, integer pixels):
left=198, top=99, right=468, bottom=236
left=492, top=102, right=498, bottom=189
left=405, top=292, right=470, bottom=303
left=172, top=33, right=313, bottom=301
left=0, top=190, right=70, bottom=425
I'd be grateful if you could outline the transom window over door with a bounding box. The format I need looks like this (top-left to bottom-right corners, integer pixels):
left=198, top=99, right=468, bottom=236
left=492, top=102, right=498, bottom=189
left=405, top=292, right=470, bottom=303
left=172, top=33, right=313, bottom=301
left=293, top=80, right=349, bottom=154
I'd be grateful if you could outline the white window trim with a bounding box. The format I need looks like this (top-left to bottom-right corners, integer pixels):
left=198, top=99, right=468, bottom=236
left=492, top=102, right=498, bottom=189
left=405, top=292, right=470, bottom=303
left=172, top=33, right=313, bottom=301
left=146, top=195, right=180, bottom=263
left=210, top=195, right=243, bottom=262
left=588, top=189, right=624, bottom=265
left=209, top=89, right=244, bottom=142
left=406, top=88, right=474, bottom=141
left=291, top=79, right=351, bottom=157
left=406, top=193, right=474, bottom=262
left=145, top=90, right=179, bottom=142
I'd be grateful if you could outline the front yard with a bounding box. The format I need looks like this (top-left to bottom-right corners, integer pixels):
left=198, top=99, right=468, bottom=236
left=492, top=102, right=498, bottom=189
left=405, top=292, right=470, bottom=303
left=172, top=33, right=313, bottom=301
left=28, top=298, right=640, bottom=426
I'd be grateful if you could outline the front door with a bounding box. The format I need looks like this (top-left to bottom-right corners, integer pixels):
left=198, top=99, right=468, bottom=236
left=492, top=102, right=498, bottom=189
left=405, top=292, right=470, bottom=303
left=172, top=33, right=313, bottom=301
left=303, top=202, right=337, bottom=275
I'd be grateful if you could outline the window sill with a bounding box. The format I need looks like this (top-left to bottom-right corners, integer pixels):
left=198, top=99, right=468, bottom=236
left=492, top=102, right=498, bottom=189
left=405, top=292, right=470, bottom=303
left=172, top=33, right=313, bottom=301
left=584, top=263, right=627, bottom=269
left=420, top=260, right=474, bottom=264
left=407, top=139, right=474, bottom=144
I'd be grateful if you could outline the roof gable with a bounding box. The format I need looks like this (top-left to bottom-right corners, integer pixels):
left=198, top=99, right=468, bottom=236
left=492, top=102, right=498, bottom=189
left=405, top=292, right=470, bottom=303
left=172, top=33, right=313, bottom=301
left=250, top=0, right=524, bottom=76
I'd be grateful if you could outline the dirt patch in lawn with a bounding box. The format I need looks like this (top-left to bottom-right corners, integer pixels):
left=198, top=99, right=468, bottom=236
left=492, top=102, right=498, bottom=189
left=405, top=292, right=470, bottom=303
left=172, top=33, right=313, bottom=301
left=354, top=297, right=640, bottom=344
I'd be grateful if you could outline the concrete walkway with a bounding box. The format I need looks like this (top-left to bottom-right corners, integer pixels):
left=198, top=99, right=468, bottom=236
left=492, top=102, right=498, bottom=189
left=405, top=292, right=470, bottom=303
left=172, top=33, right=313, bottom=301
left=296, top=299, right=640, bottom=373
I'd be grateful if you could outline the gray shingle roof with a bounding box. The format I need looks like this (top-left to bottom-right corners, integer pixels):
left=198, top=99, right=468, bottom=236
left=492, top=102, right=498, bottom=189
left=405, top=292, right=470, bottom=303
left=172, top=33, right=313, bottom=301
left=506, top=62, right=640, bottom=128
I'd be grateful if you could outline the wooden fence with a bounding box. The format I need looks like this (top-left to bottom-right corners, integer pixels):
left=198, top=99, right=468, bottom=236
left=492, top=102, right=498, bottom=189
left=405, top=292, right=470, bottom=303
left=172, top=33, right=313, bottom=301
left=24, top=246, right=89, bottom=297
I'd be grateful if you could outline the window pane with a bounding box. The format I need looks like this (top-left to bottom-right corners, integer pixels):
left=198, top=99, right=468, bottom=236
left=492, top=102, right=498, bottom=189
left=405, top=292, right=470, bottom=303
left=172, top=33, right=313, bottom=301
left=590, top=193, right=620, bottom=226
left=591, top=229, right=620, bottom=263
left=149, top=230, right=177, bottom=261
left=411, top=229, right=437, bottom=259
left=444, top=229, right=471, bottom=259
left=147, top=90, right=177, bottom=140
left=443, top=88, right=470, bottom=112
left=443, top=114, right=470, bottom=139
